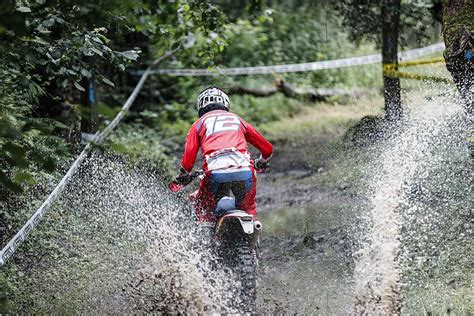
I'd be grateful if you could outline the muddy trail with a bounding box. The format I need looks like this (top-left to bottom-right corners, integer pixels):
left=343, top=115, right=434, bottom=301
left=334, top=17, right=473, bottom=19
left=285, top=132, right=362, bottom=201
left=255, top=126, right=357, bottom=314
left=3, top=93, right=471, bottom=314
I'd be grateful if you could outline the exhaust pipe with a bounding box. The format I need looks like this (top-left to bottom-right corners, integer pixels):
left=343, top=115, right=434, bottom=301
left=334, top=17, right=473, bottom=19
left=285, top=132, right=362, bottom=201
left=254, top=220, right=263, bottom=230
left=250, top=220, right=263, bottom=249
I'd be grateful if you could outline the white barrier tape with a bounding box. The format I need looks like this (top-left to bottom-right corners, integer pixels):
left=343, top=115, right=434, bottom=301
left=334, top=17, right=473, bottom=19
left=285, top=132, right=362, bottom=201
left=135, top=43, right=445, bottom=77
left=0, top=67, right=153, bottom=267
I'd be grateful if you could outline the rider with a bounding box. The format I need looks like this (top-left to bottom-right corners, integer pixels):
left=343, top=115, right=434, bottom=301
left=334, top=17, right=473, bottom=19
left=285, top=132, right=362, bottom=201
left=175, top=87, right=273, bottom=222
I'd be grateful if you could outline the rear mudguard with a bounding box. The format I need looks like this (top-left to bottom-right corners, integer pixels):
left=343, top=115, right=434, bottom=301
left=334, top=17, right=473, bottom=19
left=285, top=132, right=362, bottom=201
left=215, top=211, right=262, bottom=248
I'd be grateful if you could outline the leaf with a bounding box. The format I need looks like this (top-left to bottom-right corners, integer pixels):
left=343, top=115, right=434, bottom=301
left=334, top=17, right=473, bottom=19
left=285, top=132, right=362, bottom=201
left=40, top=156, right=56, bottom=172
left=90, top=47, right=103, bottom=57
left=33, top=37, right=49, bottom=45
left=74, top=81, right=85, bottom=92
left=3, top=142, right=27, bottom=159
left=93, top=27, right=108, bottom=34
left=53, top=120, right=69, bottom=130
left=59, top=78, right=69, bottom=88
left=2, top=142, right=29, bottom=168
left=101, top=77, right=115, bottom=87
left=119, top=50, right=139, bottom=61
left=16, top=6, right=31, bottom=13
left=14, top=172, right=36, bottom=186
left=29, top=83, right=38, bottom=95
left=81, top=68, right=92, bottom=78
left=97, top=34, right=110, bottom=44
left=0, top=171, right=22, bottom=193
left=96, top=103, right=118, bottom=118
left=110, top=143, right=128, bottom=154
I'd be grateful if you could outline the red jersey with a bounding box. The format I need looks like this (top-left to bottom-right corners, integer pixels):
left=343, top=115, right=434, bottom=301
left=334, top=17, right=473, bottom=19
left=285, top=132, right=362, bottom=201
left=181, top=110, right=273, bottom=172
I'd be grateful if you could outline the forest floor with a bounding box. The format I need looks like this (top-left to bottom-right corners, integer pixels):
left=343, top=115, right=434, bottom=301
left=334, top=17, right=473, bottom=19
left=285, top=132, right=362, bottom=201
left=254, top=96, right=383, bottom=314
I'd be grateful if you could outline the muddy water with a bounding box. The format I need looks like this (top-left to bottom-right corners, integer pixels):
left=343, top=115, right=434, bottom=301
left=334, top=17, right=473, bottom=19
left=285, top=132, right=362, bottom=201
left=254, top=91, right=469, bottom=314
left=13, top=155, right=248, bottom=313
left=353, top=93, right=466, bottom=313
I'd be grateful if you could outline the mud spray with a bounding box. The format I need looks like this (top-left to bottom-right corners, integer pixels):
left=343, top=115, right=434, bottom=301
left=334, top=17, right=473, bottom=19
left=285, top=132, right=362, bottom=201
left=353, top=91, right=468, bottom=314
left=10, top=90, right=470, bottom=314
left=13, top=154, right=248, bottom=313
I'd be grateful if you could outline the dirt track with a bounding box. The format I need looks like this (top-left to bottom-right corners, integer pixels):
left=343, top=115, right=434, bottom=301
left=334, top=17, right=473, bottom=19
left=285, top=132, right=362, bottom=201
left=255, top=131, right=358, bottom=314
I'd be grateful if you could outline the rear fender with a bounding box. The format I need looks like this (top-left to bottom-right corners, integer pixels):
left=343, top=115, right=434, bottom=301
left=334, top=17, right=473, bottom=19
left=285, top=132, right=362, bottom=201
left=216, top=211, right=255, bottom=235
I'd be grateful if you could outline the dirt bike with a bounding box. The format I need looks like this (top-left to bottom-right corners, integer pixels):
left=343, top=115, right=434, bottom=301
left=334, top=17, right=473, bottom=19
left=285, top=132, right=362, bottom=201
left=169, top=168, right=262, bottom=312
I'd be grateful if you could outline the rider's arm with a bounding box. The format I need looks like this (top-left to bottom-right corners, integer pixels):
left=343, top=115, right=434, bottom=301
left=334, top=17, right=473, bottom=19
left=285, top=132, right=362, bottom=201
left=240, top=119, right=273, bottom=161
left=181, top=122, right=200, bottom=172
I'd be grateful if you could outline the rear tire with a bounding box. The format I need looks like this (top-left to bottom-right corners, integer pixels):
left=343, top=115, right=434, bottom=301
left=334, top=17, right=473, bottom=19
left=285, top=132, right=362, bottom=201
left=236, top=242, right=257, bottom=313
left=217, top=219, right=257, bottom=313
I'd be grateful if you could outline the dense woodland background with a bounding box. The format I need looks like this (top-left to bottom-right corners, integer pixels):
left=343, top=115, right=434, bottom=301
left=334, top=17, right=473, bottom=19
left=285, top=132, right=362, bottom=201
left=0, top=0, right=444, bottom=198
left=0, top=0, right=472, bottom=313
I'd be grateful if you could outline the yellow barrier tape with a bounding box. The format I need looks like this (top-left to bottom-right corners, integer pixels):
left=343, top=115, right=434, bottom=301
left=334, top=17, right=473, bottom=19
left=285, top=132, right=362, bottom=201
left=467, top=131, right=474, bottom=142
left=383, top=63, right=453, bottom=83
left=383, top=57, right=445, bottom=70
left=398, top=57, right=445, bottom=67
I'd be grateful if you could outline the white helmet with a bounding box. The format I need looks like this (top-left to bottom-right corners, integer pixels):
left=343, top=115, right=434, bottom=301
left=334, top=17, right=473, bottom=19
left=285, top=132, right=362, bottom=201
left=196, top=87, right=230, bottom=113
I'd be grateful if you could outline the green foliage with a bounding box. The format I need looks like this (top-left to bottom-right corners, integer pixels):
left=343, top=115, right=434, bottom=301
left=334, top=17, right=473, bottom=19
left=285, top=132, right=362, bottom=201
left=0, top=65, right=68, bottom=193
left=113, top=0, right=228, bottom=68
left=0, top=271, right=17, bottom=313
left=231, top=93, right=301, bottom=125
left=221, top=5, right=340, bottom=66
left=0, top=1, right=139, bottom=94
left=0, top=1, right=142, bottom=194
left=0, top=0, right=228, bottom=193
left=335, top=0, right=442, bottom=47
left=107, top=124, right=172, bottom=176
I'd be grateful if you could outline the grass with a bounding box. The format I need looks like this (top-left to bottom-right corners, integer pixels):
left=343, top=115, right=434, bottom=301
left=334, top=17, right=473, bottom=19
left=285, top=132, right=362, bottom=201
left=259, top=94, right=384, bottom=140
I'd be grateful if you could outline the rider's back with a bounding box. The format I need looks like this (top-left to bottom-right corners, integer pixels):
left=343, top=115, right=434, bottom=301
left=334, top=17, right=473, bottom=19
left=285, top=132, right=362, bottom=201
left=182, top=110, right=272, bottom=172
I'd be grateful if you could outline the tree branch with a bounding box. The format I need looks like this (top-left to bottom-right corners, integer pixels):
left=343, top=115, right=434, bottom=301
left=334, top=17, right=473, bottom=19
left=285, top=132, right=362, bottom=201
left=151, top=46, right=181, bottom=67
left=226, top=78, right=368, bottom=102
left=226, top=85, right=278, bottom=97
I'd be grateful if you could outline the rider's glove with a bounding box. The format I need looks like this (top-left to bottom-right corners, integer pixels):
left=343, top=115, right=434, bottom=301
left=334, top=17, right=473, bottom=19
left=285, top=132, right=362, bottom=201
left=175, top=167, right=193, bottom=185
left=254, top=156, right=270, bottom=171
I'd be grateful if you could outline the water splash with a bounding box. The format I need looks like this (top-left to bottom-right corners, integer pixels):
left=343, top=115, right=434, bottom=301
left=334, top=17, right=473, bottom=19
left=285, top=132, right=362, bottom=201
left=12, top=154, right=245, bottom=313
left=353, top=92, right=466, bottom=313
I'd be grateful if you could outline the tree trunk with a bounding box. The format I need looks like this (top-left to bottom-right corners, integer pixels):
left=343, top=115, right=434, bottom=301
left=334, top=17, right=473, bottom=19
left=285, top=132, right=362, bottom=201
left=442, top=0, right=474, bottom=114
left=381, top=0, right=402, bottom=120
left=442, top=0, right=474, bottom=156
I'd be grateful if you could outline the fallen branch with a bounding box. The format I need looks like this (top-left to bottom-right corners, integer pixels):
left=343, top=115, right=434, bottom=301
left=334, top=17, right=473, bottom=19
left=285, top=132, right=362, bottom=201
left=226, top=78, right=369, bottom=101
left=226, top=85, right=277, bottom=97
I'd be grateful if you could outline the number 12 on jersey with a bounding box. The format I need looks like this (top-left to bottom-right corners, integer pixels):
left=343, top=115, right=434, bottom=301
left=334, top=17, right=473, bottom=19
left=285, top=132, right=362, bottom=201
left=204, top=115, right=241, bottom=136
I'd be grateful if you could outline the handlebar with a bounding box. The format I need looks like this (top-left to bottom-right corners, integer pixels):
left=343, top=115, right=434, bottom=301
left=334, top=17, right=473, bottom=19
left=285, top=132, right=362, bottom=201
left=169, top=164, right=268, bottom=193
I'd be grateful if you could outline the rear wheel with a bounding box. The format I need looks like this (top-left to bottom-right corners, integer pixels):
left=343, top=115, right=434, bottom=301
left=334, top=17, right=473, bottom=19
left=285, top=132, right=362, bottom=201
left=220, top=239, right=257, bottom=313
left=217, top=218, right=258, bottom=312
left=236, top=242, right=257, bottom=312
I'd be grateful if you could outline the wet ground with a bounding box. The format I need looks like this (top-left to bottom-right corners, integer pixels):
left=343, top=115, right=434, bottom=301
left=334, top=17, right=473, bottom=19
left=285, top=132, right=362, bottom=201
left=253, top=102, right=374, bottom=314
left=253, top=92, right=473, bottom=314
left=3, top=94, right=471, bottom=314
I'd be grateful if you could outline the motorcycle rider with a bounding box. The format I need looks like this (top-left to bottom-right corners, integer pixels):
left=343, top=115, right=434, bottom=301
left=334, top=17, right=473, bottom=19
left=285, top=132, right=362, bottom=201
left=174, top=87, right=273, bottom=222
